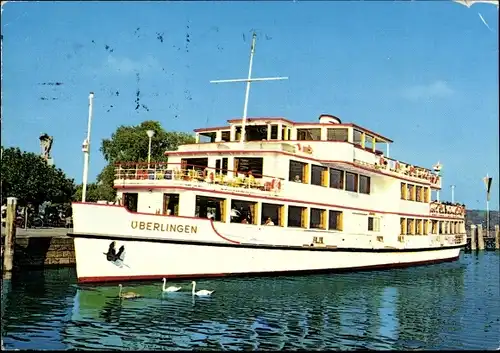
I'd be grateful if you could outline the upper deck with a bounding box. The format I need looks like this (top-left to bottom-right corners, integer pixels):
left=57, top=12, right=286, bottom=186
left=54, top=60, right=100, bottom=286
left=170, top=114, right=441, bottom=189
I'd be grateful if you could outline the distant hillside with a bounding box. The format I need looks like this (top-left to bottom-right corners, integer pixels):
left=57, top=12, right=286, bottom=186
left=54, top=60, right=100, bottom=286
left=465, top=209, right=500, bottom=231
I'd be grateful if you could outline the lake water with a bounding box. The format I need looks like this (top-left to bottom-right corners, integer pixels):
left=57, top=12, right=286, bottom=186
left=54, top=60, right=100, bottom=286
left=1, top=251, right=499, bottom=350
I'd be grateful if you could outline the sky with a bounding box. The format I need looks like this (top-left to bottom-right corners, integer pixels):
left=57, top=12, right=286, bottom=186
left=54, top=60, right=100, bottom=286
left=1, top=1, right=498, bottom=210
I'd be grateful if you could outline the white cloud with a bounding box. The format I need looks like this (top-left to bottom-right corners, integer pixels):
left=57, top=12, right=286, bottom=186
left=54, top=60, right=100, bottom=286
left=103, top=55, right=161, bottom=75
left=401, top=80, right=455, bottom=101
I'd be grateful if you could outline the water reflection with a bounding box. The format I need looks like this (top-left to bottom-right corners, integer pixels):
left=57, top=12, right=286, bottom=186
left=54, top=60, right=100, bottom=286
left=2, top=253, right=500, bottom=350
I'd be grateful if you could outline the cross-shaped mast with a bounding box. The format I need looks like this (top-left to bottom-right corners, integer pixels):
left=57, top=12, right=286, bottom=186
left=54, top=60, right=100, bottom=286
left=210, top=32, right=288, bottom=143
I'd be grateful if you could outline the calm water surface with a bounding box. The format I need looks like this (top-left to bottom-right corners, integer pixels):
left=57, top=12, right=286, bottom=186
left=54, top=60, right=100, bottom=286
left=2, top=251, right=499, bottom=350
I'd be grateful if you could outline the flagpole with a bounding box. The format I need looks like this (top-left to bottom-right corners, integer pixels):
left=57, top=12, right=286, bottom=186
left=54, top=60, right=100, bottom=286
left=486, top=173, right=489, bottom=239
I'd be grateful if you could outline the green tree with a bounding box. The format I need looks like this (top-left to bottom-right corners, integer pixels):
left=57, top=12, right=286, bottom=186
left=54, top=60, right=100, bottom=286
left=1, top=146, right=75, bottom=208
left=96, top=120, right=195, bottom=200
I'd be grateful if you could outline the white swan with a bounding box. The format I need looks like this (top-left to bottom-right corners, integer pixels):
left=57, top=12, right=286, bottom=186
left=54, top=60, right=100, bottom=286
left=191, top=281, right=214, bottom=297
left=118, top=284, right=140, bottom=299
left=162, top=278, right=181, bottom=292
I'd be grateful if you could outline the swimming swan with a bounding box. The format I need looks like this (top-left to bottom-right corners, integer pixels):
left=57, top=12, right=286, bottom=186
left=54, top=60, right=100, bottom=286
left=118, top=284, right=140, bottom=299
left=191, top=281, right=215, bottom=297
left=162, top=278, right=181, bottom=292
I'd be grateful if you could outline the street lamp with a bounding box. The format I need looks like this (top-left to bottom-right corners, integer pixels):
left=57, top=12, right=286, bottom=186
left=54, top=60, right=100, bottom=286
left=146, top=130, right=155, bottom=168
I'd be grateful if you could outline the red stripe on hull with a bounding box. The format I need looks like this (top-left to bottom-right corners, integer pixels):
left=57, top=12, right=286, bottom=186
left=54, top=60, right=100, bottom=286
left=77, top=255, right=460, bottom=284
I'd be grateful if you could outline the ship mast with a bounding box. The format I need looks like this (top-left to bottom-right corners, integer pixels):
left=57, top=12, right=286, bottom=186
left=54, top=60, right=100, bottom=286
left=210, top=32, right=288, bottom=143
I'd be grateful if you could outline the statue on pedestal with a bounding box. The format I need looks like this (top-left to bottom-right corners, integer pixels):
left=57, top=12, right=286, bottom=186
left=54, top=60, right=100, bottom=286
left=39, top=133, right=54, bottom=163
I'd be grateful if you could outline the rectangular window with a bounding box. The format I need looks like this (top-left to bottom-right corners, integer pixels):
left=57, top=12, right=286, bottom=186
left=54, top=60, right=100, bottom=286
left=407, top=218, right=415, bottom=235
left=345, top=172, right=358, bottom=192
left=328, top=210, right=343, bottom=231
left=400, top=218, right=407, bottom=235
left=289, top=160, right=308, bottom=183
left=353, top=129, right=363, bottom=146
left=310, top=208, right=326, bottom=229
left=221, top=131, right=230, bottom=142
left=401, top=183, right=407, bottom=200
left=261, top=203, right=284, bottom=226
left=432, top=220, right=438, bottom=234
left=407, top=184, right=415, bottom=201
left=416, top=186, right=423, bottom=202
left=329, top=168, right=344, bottom=189
left=368, top=216, right=380, bottom=232
left=195, top=195, right=226, bottom=222
left=230, top=199, right=258, bottom=225
left=163, top=193, right=179, bottom=216
left=124, top=193, right=138, bottom=212
left=181, top=158, right=209, bottom=172
left=288, top=206, right=306, bottom=228
left=270, top=125, right=278, bottom=140
left=416, top=219, right=423, bottom=235
left=311, top=165, right=327, bottom=187
left=221, top=158, right=228, bottom=175
left=297, top=128, right=321, bottom=141
left=424, top=220, right=429, bottom=235
left=326, top=128, right=348, bottom=142
left=424, top=187, right=430, bottom=203
left=235, top=157, right=263, bottom=177
left=359, top=175, right=370, bottom=194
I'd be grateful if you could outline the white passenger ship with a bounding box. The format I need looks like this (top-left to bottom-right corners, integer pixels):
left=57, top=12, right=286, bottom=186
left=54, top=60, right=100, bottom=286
left=70, top=35, right=466, bottom=283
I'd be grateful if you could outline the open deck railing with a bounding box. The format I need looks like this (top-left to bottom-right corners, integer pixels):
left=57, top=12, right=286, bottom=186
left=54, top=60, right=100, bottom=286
left=430, top=201, right=466, bottom=217
left=114, top=162, right=285, bottom=192
left=354, top=155, right=441, bottom=186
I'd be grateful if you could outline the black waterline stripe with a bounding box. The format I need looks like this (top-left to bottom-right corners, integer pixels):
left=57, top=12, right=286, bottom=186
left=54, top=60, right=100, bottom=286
left=67, top=233, right=465, bottom=253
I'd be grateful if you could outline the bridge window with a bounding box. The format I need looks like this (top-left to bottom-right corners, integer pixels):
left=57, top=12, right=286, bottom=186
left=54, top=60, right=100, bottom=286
left=234, top=157, right=263, bottom=177
left=199, top=132, right=216, bottom=143
left=329, top=168, right=344, bottom=189
left=288, top=206, right=307, bottom=228
left=416, top=186, right=423, bottom=202
left=270, top=125, right=279, bottom=140
left=424, top=220, right=430, bottom=235
left=162, top=193, right=179, bottom=216
left=407, top=218, right=415, bottom=235
left=297, top=128, right=321, bottom=141
left=221, top=131, right=230, bottom=142
left=327, top=128, right=348, bottom=142
left=329, top=210, right=343, bottom=231
left=359, top=175, right=371, bottom=194
left=195, top=196, right=225, bottom=222
left=432, top=220, right=438, bottom=234
left=311, top=165, right=328, bottom=187
left=310, top=208, right=326, bottom=229
left=416, top=219, right=423, bottom=235
left=345, top=172, right=358, bottom=192
left=230, top=200, right=257, bottom=224
left=246, top=125, right=267, bottom=141
left=289, top=160, right=308, bottom=183
left=353, top=129, right=363, bottom=146
left=261, top=203, right=284, bottom=226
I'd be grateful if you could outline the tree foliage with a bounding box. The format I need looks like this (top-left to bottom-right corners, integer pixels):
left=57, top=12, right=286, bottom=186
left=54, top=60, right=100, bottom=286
left=1, top=147, right=75, bottom=207
left=95, top=120, right=195, bottom=200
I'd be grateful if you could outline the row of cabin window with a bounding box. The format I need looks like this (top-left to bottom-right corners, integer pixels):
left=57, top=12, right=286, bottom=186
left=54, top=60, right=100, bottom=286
left=400, top=218, right=464, bottom=235
left=400, top=182, right=430, bottom=202
left=123, top=192, right=381, bottom=233
left=289, top=160, right=371, bottom=194
left=208, top=127, right=350, bottom=143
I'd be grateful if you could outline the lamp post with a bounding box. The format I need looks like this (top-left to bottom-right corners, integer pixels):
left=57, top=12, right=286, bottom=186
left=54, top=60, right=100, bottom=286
left=146, top=130, right=155, bottom=168
left=81, top=92, right=94, bottom=202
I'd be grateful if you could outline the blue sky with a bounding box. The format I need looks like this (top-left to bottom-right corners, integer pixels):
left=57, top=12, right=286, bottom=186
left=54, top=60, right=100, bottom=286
left=2, top=1, right=498, bottom=210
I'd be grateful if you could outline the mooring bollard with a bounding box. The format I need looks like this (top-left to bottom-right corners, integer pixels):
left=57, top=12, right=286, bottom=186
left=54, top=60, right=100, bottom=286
left=477, top=224, right=485, bottom=251
left=2, top=197, right=18, bottom=278
left=495, top=225, right=500, bottom=250
left=470, top=224, right=477, bottom=251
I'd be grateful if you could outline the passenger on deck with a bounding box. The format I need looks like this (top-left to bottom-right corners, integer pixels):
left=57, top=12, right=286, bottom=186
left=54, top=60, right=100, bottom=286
left=294, top=175, right=301, bottom=183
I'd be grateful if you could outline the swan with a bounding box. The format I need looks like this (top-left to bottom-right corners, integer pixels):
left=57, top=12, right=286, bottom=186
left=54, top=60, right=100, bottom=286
left=162, top=278, right=181, bottom=292
left=191, top=281, right=215, bottom=297
left=118, top=284, right=140, bottom=299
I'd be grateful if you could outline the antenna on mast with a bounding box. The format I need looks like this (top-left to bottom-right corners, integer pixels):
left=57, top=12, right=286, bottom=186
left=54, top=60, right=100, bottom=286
left=210, top=32, right=288, bottom=143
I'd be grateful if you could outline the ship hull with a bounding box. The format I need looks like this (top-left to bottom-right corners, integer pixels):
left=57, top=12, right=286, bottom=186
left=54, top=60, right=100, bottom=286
left=70, top=234, right=462, bottom=283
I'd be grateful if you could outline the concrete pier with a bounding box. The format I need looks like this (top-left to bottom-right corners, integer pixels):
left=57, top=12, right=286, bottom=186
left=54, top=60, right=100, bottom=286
left=477, top=224, right=485, bottom=251
left=470, top=225, right=477, bottom=251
